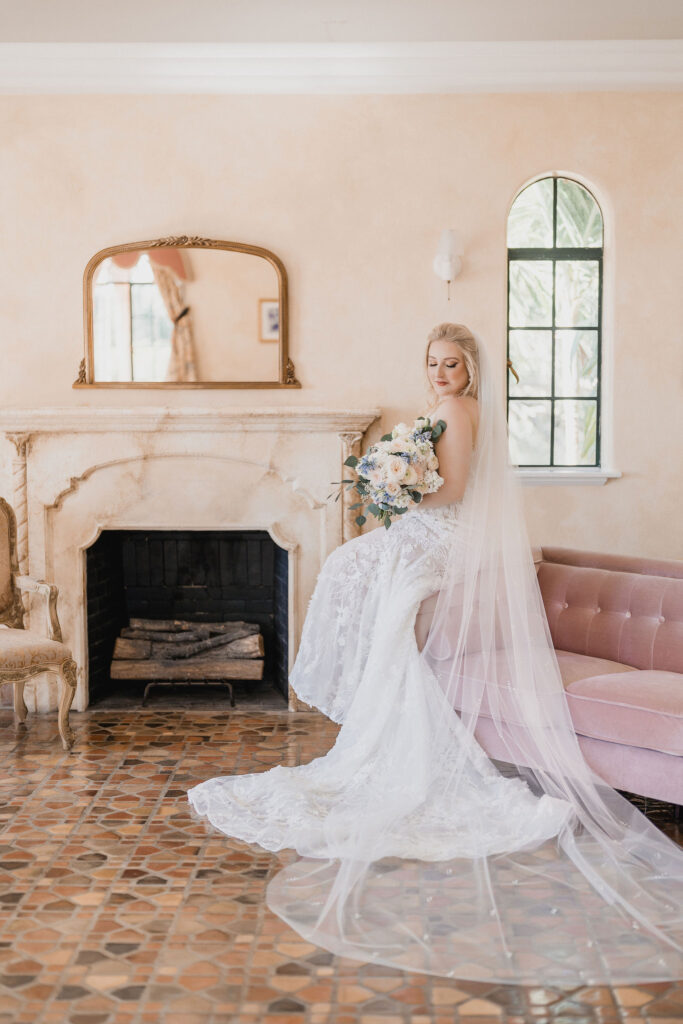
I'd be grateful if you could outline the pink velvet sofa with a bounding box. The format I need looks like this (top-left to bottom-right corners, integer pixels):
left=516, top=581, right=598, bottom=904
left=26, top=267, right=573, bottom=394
left=530, top=546, right=683, bottom=805
left=416, top=547, right=683, bottom=805
left=485, top=548, right=683, bottom=802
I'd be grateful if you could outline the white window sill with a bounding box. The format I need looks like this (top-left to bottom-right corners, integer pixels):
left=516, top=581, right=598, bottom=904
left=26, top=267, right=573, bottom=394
left=515, top=467, right=622, bottom=486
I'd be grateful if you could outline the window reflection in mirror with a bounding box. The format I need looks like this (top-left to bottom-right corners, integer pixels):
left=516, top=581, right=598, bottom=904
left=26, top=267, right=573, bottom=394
left=94, top=254, right=173, bottom=382
left=90, top=246, right=282, bottom=384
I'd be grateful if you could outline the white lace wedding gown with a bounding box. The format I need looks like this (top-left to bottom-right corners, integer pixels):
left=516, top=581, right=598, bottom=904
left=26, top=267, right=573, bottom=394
left=188, top=477, right=574, bottom=862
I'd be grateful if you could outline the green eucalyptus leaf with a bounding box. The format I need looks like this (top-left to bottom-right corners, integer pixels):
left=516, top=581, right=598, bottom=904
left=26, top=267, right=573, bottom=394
left=355, top=514, right=366, bottom=526
left=344, top=455, right=359, bottom=467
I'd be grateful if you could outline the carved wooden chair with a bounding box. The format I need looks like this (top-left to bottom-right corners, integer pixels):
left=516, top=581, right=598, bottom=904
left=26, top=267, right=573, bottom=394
left=0, top=497, right=77, bottom=749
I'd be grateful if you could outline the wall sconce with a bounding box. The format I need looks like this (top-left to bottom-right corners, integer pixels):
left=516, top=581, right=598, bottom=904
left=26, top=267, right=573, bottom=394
left=433, top=229, right=464, bottom=301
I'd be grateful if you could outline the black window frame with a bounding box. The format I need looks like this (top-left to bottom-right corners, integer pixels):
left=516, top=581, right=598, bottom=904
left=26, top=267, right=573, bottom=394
left=506, top=175, right=603, bottom=469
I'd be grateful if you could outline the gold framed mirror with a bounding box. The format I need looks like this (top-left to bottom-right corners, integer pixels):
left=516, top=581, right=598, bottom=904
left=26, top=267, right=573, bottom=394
left=75, top=236, right=299, bottom=388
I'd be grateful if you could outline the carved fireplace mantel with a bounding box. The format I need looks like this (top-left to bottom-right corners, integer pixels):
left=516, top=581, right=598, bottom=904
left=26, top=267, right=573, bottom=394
left=0, top=406, right=381, bottom=713
left=0, top=407, right=380, bottom=435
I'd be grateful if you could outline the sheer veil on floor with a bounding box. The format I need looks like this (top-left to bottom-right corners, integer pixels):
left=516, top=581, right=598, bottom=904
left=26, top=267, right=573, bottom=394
left=190, top=331, right=683, bottom=986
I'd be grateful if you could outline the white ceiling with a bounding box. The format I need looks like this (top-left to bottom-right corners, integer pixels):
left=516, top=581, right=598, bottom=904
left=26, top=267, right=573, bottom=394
left=1, top=0, right=682, bottom=43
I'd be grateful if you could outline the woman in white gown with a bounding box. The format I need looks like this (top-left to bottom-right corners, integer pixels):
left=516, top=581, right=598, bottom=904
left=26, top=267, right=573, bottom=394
left=189, top=323, right=683, bottom=987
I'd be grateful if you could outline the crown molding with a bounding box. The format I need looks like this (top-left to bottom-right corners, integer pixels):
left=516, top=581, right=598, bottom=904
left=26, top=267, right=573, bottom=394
left=0, top=41, right=681, bottom=94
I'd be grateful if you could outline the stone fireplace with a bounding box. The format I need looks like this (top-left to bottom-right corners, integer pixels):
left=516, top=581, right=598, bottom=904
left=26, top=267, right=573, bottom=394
left=0, top=407, right=380, bottom=712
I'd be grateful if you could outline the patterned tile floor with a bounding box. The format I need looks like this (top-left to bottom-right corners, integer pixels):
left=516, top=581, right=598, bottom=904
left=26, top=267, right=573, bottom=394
left=1, top=698, right=682, bottom=1024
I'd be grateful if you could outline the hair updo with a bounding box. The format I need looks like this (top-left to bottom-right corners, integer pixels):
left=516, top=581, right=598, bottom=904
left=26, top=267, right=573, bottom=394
left=425, top=322, right=480, bottom=402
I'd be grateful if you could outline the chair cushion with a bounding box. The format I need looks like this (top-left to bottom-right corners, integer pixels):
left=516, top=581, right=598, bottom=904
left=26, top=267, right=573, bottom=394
left=565, top=670, right=683, bottom=756
left=555, top=649, right=637, bottom=687
left=0, top=627, right=71, bottom=672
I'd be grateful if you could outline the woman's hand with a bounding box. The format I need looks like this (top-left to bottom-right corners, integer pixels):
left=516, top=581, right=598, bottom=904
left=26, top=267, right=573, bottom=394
left=417, top=398, right=474, bottom=509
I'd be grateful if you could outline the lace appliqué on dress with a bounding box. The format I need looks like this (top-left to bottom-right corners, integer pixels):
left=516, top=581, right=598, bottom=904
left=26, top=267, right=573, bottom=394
left=188, top=496, right=573, bottom=862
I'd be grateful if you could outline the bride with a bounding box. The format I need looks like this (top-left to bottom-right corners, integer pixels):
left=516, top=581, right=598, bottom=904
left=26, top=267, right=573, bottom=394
left=189, top=323, right=683, bottom=987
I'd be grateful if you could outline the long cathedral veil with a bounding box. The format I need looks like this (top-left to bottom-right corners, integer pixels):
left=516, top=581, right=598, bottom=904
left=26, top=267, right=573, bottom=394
left=266, top=332, right=683, bottom=986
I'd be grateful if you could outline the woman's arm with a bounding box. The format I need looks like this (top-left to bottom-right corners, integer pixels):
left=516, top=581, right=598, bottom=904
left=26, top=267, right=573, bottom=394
left=417, top=398, right=473, bottom=509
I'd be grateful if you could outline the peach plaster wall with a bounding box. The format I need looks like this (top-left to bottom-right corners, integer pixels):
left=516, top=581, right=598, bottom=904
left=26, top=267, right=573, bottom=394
left=0, top=92, right=681, bottom=559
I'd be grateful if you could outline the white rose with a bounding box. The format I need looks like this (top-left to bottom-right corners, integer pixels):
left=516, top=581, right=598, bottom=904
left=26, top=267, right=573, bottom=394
left=391, top=422, right=409, bottom=439
left=385, top=480, right=401, bottom=497
left=385, top=456, right=408, bottom=482
left=403, top=465, right=418, bottom=486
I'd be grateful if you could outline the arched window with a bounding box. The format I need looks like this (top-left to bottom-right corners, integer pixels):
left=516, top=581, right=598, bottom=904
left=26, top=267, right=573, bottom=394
left=507, top=176, right=603, bottom=469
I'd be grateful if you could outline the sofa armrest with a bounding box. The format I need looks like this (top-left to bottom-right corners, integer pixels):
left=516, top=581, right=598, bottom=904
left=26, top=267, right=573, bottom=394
left=15, top=575, right=64, bottom=642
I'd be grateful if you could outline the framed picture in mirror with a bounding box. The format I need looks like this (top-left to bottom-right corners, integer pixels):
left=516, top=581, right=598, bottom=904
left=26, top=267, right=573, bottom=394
left=259, top=299, right=279, bottom=343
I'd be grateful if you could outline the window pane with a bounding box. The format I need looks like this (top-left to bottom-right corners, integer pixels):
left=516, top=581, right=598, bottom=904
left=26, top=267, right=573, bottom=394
left=555, top=330, right=598, bottom=396
left=556, top=178, right=603, bottom=248
left=508, top=330, right=552, bottom=397
left=507, top=178, right=554, bottom=248
left=93, top=282, right=132, bottom=381
left=131, top=284, right=173, bottom=382
left=554, top=400, right=597, bottom=465
left=509, top=261, right=553, bottom=327
left=508, top=400, right=551, bottom=465
left=555, top=261, right=599, bottom=327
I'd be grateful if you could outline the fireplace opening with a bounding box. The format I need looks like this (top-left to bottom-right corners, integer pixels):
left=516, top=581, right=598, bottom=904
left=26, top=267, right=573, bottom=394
left=86, top=530, right=289, bottom=707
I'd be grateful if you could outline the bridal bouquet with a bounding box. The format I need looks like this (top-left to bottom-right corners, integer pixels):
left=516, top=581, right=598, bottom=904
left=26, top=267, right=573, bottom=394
left=329, top=416, right=447, bottom=529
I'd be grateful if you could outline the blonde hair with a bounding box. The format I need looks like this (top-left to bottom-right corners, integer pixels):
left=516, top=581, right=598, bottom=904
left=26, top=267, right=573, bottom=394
left=424, top=323, right=480, bottom=405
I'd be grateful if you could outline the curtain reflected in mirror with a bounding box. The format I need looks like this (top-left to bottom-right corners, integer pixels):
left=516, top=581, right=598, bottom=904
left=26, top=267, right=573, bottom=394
left=80, top=238, right=297, bottom=388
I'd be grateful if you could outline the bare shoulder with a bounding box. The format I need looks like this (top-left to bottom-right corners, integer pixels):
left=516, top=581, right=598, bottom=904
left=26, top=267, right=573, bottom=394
left=434, top=395, right=479, bottom=443
left=435, top=395, right=479, bottom=424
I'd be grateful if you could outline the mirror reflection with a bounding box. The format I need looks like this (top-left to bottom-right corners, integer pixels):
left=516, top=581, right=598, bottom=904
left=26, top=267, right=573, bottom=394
left=90, top=245, right=283, bottom=384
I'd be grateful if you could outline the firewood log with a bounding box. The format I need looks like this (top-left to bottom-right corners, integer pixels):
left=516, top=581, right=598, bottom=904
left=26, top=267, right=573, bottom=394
left=152, top=631, right=263, bottom=660
left=113, top=637, right=151, bottom=660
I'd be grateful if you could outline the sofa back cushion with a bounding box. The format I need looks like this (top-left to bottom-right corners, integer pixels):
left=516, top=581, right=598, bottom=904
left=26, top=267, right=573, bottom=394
left=536, top=561, right=683, bottom=673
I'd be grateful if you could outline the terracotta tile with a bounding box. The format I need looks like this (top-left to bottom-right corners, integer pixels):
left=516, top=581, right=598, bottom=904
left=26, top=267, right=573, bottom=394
left=612, top=985, right=654, bottom=1008
left=1, top=706, right=682, bottom=1024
